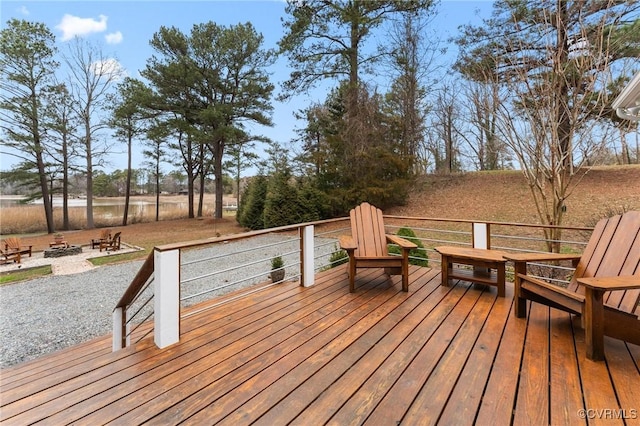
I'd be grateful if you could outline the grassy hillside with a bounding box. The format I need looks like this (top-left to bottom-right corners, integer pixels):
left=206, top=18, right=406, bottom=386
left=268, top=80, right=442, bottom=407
left=386, top=165, right=640, bottom=227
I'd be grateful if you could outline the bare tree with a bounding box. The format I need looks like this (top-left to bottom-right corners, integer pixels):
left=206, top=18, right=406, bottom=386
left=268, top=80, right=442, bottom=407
left=63, top=37, right=124, bottom=229
left=429, top=82, right=462, bottom=173
left=456, top=0, right=640, bottom=250
left=44, top=83, right=80, bottom=230
left=384, top=11, right=439, bottom=175
left=457, top=78, right=511, bottom=171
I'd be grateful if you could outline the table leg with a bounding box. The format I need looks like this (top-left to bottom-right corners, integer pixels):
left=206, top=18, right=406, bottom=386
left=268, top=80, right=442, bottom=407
left=440, top=255, right=450, bottom=287
left=584, top=287, right=605, bottom=361
left=497, top=263, right=505, bottom=297
left=513, top=262, right=527, bottom=318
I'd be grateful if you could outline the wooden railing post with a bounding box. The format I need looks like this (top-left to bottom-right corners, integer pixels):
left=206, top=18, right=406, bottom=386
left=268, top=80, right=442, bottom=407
left=300, top=225, right=315, bottom=287
left=154, top=248, right=180, bottom=348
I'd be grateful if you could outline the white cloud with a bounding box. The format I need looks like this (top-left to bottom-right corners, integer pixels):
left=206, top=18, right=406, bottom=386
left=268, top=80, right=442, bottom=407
left=89, top=58, right=127, bottom=81
left=17, top=6, right=29, bottom=16
left=105, top=31, right=123, bottom=45
left=56, top=14, right=108, bottom=41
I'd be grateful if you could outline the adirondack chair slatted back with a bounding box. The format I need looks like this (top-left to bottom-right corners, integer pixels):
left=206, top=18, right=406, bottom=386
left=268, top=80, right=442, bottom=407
left=351, top=202, right=388, bottom=258
left=100, top=231, right=122, bottom=251
left=568, top=211, right=640, bottom=314
left=3, top=237, right=31, bottom=257
left=4, top=237, right=20, bottom=251
left=111, top=231, right=122, bottom=246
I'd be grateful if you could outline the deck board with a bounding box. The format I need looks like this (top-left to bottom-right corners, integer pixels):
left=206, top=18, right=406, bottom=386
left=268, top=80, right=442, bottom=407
left=548, top=309, right=584, bottom=426
left=1, top=265, right=639, bottom=425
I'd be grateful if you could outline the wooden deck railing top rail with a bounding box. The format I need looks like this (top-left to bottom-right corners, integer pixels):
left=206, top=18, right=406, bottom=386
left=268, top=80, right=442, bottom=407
left=115, top=251, right=154, bottom=309
left=153, top=217, right=347, bottom=253
left=383, top=215, right=594, bottom=232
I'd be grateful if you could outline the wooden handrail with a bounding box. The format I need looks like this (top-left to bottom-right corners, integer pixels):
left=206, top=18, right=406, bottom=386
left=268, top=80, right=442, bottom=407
left=115, top=251, right=154, bottom=310
left=154, top=217, right=347, bottom=252
left=383, top=215, right=593, bottom=232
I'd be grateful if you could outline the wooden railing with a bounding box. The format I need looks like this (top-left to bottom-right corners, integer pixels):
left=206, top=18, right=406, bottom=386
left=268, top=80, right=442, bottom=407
left=112, top=218, right=347, bottom=351
left=112, top=215, right=594, bottom=351
left=113, top=252, right=154, bottom=349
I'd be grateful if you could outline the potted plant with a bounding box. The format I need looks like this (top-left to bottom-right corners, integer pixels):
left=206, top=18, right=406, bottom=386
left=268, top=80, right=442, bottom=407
left=270, top=255, right=285, bottom=283
left=54, top=232, right=64, bottom=243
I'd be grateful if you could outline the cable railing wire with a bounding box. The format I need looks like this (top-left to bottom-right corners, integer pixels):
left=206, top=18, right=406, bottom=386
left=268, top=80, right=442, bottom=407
left=181, top=236, right=301, bottom=267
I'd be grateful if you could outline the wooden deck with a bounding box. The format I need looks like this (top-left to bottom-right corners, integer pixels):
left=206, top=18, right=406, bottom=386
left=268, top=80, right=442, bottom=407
left=1, top=266, right=639, bottom=425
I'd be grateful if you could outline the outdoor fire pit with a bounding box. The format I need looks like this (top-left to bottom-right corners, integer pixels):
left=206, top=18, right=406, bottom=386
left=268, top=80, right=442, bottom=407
left=44, top=245, right=83, bottom=258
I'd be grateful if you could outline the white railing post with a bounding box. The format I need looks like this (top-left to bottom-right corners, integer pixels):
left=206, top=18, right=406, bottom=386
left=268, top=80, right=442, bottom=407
left=112, top=307, right=129, bottom=351
left=472, top=222, right=490, bottom=249
left=154, top=248, right=180, bottom=348
left=301, top=225, right=315, bottom=287
left=472, top=222, right=491, bottom=275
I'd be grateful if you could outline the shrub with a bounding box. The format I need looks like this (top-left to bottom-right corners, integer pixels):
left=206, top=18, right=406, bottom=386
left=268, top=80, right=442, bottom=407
left=263, top=171, right=301, bottom=228
left=388, top=226, right=429, bottom=267
left=328, top=245, right=348, bottom=268
left=296, top=183, right=331, bottom=223
left=271, top=255, right=284, bottom=269
left=237, top=175, right=268, bottom=230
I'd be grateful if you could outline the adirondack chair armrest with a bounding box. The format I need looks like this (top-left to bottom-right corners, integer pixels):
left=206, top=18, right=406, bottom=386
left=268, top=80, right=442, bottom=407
left=385, top=234, right=417, bottom=250
left=339, top=235, right=357, bottom=252
left=517, top=273, right=585, bottom=303
left=577, top=276, right=640, bottom=291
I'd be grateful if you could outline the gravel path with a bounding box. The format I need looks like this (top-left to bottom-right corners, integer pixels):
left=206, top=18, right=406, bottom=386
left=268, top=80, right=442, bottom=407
left=0, top=234, right=339, bottom=368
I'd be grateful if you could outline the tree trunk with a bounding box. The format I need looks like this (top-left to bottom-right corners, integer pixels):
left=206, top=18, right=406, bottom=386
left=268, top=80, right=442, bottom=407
left=197, top=144, right=205, bottom=217
left=85, top=119, right=95, bottom=229
left=197, top=171, right=205, bottom=218
left=155, top=161, right=160, bottom=222
left=548, top=0, right=571, bottom=246
left=62, top=132, right=70, bottom=230
left=213, top=141, right=224, bottom=219
left=187, top=169, right=195, bottom=219
left=123, top=131, right=133, bottom=226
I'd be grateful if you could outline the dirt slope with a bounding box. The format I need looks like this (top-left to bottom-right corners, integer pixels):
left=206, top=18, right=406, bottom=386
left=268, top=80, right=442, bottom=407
left=387, top=165, right=640, bottom=227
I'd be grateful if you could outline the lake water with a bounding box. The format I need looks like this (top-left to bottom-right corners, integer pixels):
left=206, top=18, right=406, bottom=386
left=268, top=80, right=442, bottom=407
left=0, top=196, right=204, bottom=220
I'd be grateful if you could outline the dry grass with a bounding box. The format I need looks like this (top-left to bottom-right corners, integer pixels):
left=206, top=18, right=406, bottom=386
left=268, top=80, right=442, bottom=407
left=0, top=195, right=219, bottom=235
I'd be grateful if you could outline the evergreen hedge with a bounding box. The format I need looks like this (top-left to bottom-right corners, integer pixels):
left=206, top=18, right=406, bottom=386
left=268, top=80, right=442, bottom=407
left=388, top=226, right=429, bottom=267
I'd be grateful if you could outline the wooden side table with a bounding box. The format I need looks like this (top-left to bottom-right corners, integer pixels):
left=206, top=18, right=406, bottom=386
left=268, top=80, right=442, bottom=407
left=435, top=246, right=508, bottom=297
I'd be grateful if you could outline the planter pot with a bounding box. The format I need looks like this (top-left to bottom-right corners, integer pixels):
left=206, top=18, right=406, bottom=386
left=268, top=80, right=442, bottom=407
left=270, top=269, right=285, bottom=283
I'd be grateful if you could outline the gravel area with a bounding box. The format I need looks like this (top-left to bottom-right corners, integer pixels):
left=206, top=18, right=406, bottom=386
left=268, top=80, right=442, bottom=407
left=0, top=234, right=339, bottom=369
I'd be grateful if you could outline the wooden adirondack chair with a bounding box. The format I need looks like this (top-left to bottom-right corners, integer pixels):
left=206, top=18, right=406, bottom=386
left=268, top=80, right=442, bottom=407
left=504, top=211, right=640, bottom=361
left=99, top=231, right=121, bottom=252
left=339, top=202, right=417, bottom=293
left=3, top=237, right=32, bottom=258
left=1, top=248, right=20, bottom=264
left=91, top=229, right=112, bottom=249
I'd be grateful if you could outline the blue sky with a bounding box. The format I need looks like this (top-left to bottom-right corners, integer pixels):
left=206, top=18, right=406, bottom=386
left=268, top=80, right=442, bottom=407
left=0, top=1, right=494, bottom=175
